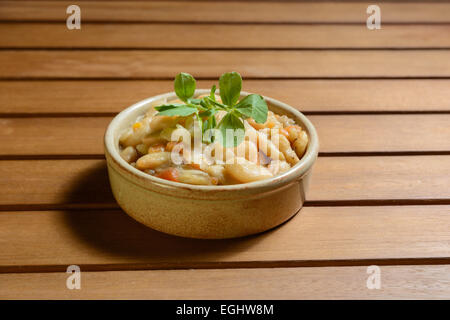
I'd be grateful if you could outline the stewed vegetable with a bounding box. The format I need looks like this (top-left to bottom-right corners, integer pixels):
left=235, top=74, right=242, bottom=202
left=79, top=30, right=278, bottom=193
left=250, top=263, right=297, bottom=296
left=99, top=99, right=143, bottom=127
left=119, top=72, right=309, bottom=185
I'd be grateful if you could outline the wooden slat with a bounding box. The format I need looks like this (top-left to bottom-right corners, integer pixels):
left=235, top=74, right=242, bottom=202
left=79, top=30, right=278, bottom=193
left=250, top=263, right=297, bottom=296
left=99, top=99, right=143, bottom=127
left=0, top=159, right=113, bottom=207
left=311, top=114, right=450, bottom=153
left=1, top=1, right=449, bottom=23
left=1, top=80, right=449, bottom=114
left=310, top=156, right=450, bottom=202
left=2, top=23, right=450, bottom=49
left=1, top=265, right=450, bottom=299
left=0, top=117, right=108, bottom=156
left=0, top=206, right=449, bottom=271
left=1, top=115, right=450, bottom=156
left=1, top=50, right=450, bottom=79
left=0, top=156, right=448, bottom=207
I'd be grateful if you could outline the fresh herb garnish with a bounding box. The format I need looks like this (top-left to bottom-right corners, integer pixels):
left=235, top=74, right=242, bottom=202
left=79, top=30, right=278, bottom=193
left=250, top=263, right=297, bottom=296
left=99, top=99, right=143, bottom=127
left=174, top=72, right=196, bottom=102
left=154, top=72, right=268, bottom=147
left=219, top=72, right=242, bottom=106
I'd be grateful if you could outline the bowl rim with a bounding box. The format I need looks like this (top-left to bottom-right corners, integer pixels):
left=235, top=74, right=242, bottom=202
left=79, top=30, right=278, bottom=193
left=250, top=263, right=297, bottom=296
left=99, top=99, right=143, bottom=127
left=104, top=89, right=319, bottom=191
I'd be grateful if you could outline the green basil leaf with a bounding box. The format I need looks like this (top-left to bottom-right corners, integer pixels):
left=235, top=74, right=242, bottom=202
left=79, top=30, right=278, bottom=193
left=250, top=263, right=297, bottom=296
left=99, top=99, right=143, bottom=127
left=235, top=94, right=268, bottom=124
left=154, top=104, right=185, bottom=111
left=188, top=102, right=206, bottom=111
left=206, top=97, right=228, bottom=110
left=188, top=98, right=202, bottom=105
left=209, top=84, right=217, bottom=101
left=217, top=113, right=245, bottom=147
left=199, top=99, right=210, bottom=110
left=155, top=105, right=198, bottom=117
left=199, top=108, right=216, bottom=119
left=174, top=72, right=196, bottom=102
left=219, top=72, right=242, bottom=106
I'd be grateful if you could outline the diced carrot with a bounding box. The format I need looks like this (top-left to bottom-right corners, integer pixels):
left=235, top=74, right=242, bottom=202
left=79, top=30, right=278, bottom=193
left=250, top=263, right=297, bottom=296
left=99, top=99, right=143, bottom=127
left=156, top=167, right=179, bottom=182
left=188, top=163, right=201, bottom=170
left=266, top=121, right=275, bottom=129
left=132, top=122, right=142, bottom=131
left=147, top=143, right=165, bottom=153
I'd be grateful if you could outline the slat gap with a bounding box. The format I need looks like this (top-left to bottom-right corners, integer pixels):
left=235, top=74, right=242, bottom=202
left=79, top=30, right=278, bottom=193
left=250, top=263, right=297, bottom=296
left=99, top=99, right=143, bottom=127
left=1, top=198, right=449, bottom=212
left=1, top=257, right=450, bottom=275
left=1, top=20, right=450, bottom=26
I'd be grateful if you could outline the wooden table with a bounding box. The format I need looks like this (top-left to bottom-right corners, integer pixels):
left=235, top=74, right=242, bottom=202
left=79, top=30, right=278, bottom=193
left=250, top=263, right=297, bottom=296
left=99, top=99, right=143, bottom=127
left=0, top=1, right=449, bottom=299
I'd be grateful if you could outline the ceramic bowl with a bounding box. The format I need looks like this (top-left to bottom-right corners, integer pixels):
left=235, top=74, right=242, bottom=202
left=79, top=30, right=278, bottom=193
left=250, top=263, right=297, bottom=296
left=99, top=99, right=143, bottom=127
left=104, top=90, right=319, bottom=239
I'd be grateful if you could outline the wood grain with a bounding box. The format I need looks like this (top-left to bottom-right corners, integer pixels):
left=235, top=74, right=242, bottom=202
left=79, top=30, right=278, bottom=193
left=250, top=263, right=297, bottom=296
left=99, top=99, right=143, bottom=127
left=3, top=23, right=450, bottom=49
left=0, top=206, right=449, bottom=271
left=1, top=265, right=450, bottom=299
left=1, top=115, right=449, bottom=156
left=2, top=80, right=449, bottom=114
left=0, top=156, right=448, bottom=208
left=1, top=1, right=449, bottom=23
left=1, top=50, right=450, bottom=79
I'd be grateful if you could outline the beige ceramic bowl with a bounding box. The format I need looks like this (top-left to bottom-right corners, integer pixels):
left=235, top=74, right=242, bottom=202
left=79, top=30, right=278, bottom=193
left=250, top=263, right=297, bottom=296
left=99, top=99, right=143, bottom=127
left=105, top=90, right=319, bottom=239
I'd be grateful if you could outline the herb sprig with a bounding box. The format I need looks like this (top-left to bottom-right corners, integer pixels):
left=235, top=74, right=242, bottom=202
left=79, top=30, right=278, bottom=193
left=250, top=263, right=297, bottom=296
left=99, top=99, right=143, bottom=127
left=154, top=72, right=268, bottom=147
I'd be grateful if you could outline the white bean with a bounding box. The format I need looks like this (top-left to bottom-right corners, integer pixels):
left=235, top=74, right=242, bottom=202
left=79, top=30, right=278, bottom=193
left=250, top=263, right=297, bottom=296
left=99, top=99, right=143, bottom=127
left=136, top=152, right=171, bottom=170
left=275, top=133, right=299, bottom=165
left=120, top=146, right=137, bottom=163
left=178, top=169, right=213, bottom=185
left=293, top=130, right=308, bottom=158
left=225, top=157, right=273, bottom=183
left=142, top=132, right=165, bottom=146
left=150, top=116, right=178, bottom=133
